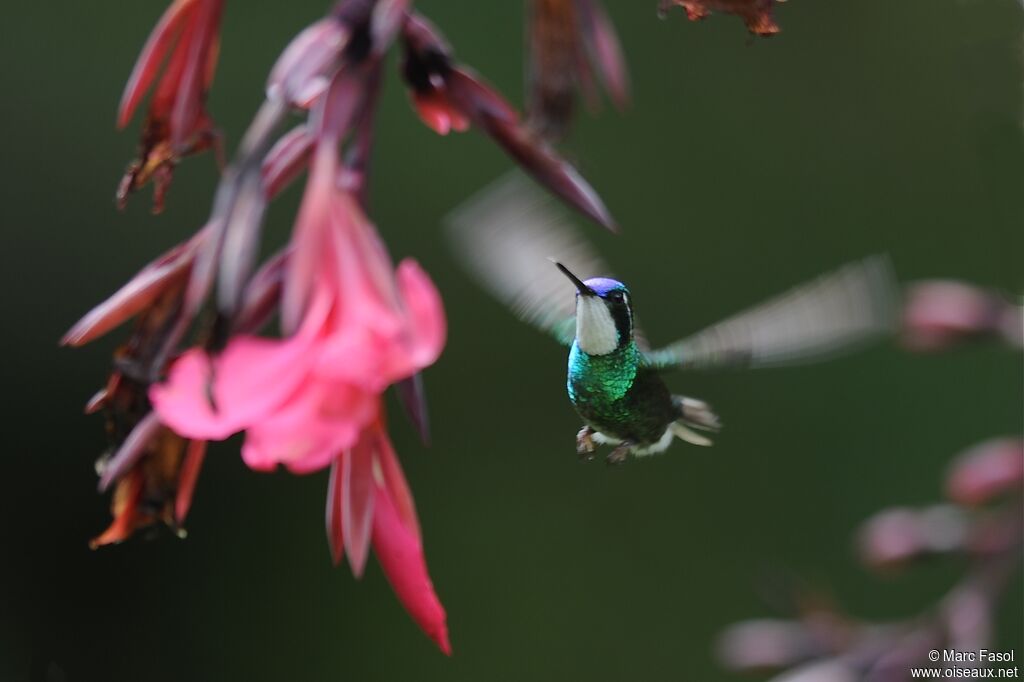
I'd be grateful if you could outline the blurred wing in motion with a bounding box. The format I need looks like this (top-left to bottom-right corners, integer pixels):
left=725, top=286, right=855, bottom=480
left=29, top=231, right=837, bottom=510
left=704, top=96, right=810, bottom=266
left=642, top=256, right=899, bottom=370
left=446, top=173, right=610, bottom=345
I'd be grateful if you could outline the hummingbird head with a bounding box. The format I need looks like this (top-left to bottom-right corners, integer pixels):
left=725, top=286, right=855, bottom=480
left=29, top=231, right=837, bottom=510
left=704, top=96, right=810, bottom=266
left=554, top=262, right=633, bottom=355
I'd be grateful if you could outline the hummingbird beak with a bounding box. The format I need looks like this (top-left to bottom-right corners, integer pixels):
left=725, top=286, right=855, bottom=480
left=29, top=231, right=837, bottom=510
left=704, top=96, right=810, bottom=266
left=553, top=261, right=596, bottom=296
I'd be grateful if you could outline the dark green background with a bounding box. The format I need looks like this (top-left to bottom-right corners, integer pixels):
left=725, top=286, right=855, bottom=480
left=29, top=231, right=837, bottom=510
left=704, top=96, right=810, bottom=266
left=2, top=1, right=1022, bottom=680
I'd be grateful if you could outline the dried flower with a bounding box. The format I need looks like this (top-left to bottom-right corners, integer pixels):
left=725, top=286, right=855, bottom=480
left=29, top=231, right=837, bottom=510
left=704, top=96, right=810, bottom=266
left=116, top=0, right=226, bottom=213
left=91, top=427, right=206, bottom=548
left=525, top=0, right=629, bottom=140
left=659, top=0, right=782, bottom=36
left=63, top=242, right=207, bottom=545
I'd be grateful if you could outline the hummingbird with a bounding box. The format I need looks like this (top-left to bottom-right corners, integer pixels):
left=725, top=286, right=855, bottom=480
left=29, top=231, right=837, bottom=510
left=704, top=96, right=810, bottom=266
left=447, top=174, right=898, bottom=463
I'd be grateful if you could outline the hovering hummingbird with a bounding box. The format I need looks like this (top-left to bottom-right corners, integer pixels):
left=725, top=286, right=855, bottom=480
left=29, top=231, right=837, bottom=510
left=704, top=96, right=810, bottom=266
left=447, top=175, right=898, bottom=463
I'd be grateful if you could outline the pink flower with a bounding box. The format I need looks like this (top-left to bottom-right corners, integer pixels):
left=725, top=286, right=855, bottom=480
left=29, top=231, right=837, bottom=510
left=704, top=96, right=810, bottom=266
left=412, top=90, right=471, bottom=136
left=151, top=141, right=445, bottom=472
left=902, top=280, right=1023, bottom=351
left=945, top=438, right=1024, bottom=507
left=116, top=0, right=225, bottom=213
left=149, top=137, right=449, bottom=651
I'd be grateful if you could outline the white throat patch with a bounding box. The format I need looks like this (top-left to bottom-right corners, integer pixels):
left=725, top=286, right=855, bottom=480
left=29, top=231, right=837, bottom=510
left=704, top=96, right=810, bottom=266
left=576, top=296, right=619, bottom=355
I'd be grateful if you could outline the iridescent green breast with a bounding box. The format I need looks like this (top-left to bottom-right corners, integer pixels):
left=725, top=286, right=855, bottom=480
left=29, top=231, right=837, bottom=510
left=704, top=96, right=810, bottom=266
left=567, top=341, right=676, bottom=443
left=568, top=341, right=639, bottom=403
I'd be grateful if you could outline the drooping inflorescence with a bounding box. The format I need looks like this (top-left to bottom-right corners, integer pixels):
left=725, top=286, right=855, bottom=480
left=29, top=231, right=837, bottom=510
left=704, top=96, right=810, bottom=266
left=68, top=0, right=634, bottom=652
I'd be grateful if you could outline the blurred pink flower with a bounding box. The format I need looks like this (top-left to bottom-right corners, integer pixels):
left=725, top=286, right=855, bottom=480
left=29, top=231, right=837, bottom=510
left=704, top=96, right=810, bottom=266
left=902, top=280, right=1023, bottom=351
left=151, top=141, right=445, bottom=473
left=946, top=438, right=1024, bottom=507
left=716, top=618, right=826, bottom=672
left=116, top=0, right=225, bottom=212
left=856, top=505, right=969, bottom=570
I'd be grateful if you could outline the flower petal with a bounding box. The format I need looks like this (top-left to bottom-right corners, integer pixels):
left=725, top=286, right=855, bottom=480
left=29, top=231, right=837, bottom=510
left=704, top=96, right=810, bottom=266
left=150, top=326, right=320, bottom=441
left=326, top=456, right=345, bottom=565
left=97, top=412, right=164, bottom=492
left=61, top=230, right=205, bottom=347
left=946, top=438, right=1024, bottom=506
left=174, top=439, right=207, bottom=524
left=343, top=438, right=376, bottom=578
left=262, top=125, right=314, bottom=200
left=240, top=379, right=373, bottom=473
left=282, top=145, right=336, bottom=334
left=578, top=0, right=630, bottom=109
left=372, top=486, right=450, bottom=654
left=267, top=18, right=348, bottom=105
left=447, top=68, right=616, bottom=231
left=396, top=259, right=447, bottom=367
left=170, top=0, right=224, bottom=149
left=118, top=0, right=194, bottom=127
left=373, top=427, right=421, bottom=542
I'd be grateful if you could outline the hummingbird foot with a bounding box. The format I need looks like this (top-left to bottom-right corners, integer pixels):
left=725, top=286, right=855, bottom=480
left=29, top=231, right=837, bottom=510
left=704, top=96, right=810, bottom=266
left=576, top=425, right=597, bottom=459
left=606, top=441, right=634, bottom=465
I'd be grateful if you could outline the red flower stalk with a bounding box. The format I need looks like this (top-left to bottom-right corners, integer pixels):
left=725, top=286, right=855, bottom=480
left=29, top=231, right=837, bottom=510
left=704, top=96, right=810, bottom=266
left=659, top=0, right=782, bottom=36
left=525, top=0, right=630, bottom=140
left=400, top=14, right=617, bottom=231
left=116, top=0, right=226, bottom=213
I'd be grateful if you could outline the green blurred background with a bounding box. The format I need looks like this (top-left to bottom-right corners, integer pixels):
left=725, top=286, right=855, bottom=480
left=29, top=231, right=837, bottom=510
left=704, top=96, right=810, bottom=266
left=2, top=1, right=1022, bottom=680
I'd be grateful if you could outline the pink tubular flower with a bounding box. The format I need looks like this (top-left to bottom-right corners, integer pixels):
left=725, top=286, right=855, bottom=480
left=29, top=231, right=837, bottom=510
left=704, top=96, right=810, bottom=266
left=945, top=438, right=1024, bottom=507
left=151, top=141, right=445, bottom=472
left=149, top=136, right=450, bottom=651
left=902, top=280, right=1023, bottom=352
left=116, top=0, right=225, bottom=213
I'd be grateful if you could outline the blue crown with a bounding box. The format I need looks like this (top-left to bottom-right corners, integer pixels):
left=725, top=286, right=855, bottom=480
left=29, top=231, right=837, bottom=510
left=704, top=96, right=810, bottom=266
left=583, top=277, right=628, bottom=297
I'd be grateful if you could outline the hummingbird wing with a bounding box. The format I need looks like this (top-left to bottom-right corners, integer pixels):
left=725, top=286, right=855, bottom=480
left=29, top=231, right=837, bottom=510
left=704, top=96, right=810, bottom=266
left=642, top=256, right=899, bottom=371
left=446, top=172, right=610, bottom=346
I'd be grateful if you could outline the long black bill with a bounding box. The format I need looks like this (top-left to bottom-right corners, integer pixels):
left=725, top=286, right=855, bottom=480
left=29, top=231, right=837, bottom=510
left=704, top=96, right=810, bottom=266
left=553, top=261, right=596, bottom=296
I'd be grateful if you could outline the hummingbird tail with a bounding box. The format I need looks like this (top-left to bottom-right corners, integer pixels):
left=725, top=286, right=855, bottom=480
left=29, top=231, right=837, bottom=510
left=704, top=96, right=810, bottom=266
left=671, top=395, right=720, bottom=447
left=675, top=396, right=721, bottom=431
